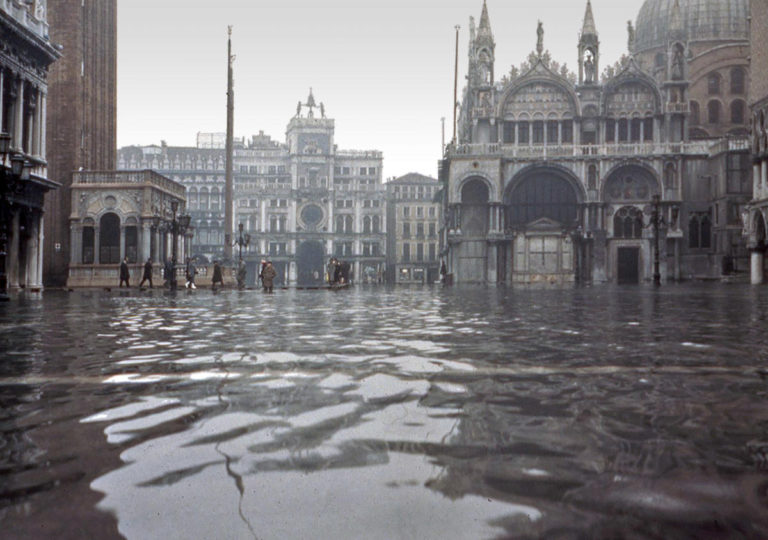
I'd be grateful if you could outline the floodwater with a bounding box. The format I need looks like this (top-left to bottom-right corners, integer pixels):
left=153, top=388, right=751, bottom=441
left=1, top=284, right=768, bottom=539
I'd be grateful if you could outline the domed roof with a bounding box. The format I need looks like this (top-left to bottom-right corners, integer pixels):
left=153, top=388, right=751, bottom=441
left=633, top=0, right=748, bottom=53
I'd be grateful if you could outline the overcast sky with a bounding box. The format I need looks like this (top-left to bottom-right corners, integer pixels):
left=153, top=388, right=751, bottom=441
left=117, top=0, right=641, bottom=180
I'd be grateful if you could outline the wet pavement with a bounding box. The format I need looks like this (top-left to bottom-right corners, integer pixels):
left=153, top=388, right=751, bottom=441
left=1, top=283, right=768, bottom=539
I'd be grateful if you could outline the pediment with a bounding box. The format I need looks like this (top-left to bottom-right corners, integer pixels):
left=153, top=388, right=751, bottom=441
left=526, top=216, right=563, bottom=230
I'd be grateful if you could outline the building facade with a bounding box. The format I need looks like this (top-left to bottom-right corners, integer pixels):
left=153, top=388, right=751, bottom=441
left=441, top=0, right=750, bottom=285
left=44, top=0, right=117, bottom=286
left=1, top=0, right=60, bottom=295
left=746, top=0, right=768, bottom=284
left=66, top=170, right=187, bottom=287
left=386, top=173, right=441, bottom=284
left=118, top=92, right=387, bottom=287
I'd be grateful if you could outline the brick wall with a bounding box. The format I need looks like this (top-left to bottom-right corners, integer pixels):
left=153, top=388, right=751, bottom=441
left=44, top=0, right=117, bottom=286
left=751, top=0, right=768, bottom=106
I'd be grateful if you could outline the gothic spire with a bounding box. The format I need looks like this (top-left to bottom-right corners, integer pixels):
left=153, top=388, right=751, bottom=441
left=477, top=0, right=493, bottom=43
left=581, top=0, right=597, bottom=37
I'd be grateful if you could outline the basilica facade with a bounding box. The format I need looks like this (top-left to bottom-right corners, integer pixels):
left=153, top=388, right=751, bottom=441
left=441, top=0, right=751, bottom=285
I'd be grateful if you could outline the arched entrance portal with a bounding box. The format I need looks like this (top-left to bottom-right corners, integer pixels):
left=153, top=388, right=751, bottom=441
left=505, top=169, right=581, bottom=284
left=297, top=241, right=325, bottom=287
left=99, top=213, right=120, bottom=264
left=455, top=178, right=490, bottom=282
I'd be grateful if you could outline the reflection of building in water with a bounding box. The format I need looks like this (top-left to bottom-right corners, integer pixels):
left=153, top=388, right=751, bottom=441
left=746, top=0, right=768, bottom=284
left=119, top=90, right=385, bottom=287
left=386, top=173, right=441, bottom=284
left=441, top=0, right=751, bottom=284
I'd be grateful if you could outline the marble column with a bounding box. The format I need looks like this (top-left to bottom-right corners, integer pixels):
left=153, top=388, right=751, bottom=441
left=13, top=77, right=24, bottom=150
left=751, top=248, right=765, bottom=285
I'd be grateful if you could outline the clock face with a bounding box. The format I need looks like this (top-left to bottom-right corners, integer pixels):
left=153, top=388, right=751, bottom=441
left=301, top=204, right=324, bottom=229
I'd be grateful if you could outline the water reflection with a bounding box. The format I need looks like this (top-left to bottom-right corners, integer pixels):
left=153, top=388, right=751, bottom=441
left=1, top=284, right=768, bottom=538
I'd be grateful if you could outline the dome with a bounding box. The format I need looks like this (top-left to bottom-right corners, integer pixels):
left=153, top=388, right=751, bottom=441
left=633, top=0, right=748, bottom=53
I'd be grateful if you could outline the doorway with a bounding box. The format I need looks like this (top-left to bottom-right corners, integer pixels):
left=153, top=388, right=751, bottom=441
left=617, top=247, right=640, bottom=284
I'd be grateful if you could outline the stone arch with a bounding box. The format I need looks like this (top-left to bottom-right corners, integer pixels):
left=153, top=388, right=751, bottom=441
left=613, top=206, right=644, bottom=239
left=460, top=177, right=490, bottom=236
left=497, top=77, right=581, bottom=119
left=602, top=162, right=660, bottom=203
left=504, top=165, right=582, bottom=227
left=99, top=212, right=121, bottom=264
left=602, top=76, right=663, bottom=118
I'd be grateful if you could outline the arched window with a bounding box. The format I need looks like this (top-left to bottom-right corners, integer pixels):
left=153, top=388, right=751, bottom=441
left=731, top=100, right=745, bottom=124
left=708, top=100, right=721, bottom=124
left=461, top=179, right=490, bottom=236
left=664, top=163, right=676, bottom=189
left=125, top=224, right=138, bottom=263
left=363, top=216, right=371, bottom=234
left=344, top=215, right=353, bottom=233
left=618, top=118, right=629, bottom=142
left=188, top=188, right=198, bottom=210
left=613, top=207, right=644, bottom=239
left=708, top=73, right=721, bottom=95
left=335, top=215, right=344, bottom=233
left=730, top=67, right=745, bottom=94
left=200, top=188, right=209, bottom=210
left=372, top=215, right=381, bottom=233
left=210, top=188, right=220, bottom=211
left=588, top=164, right=598, bottom=190
left=689, top=213, right=712, bottom=249
left=99, top=213, right=121, bottom=264
left=82, top=224, right=94, bottom=264
left=690, top=101, right=700, bottom=125
left=630, top=118, right=642, bottom=142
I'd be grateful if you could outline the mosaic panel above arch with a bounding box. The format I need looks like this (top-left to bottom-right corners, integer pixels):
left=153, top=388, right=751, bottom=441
left=502, top=81, right=576, bottom=119
left=604, top=165, right=660, bottom=203
left=605, top=81, right=658, bottom=117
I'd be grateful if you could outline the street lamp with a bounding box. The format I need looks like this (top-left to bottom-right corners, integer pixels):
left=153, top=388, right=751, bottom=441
left=234, top=222, right=251, bottom=289
left=169, top=200, right=191, bottom=291
left=1, top=132, right=32, bottom=301
left=235, top=222, right=251, bottom=262
left=647, top=194, right=679, bottom=286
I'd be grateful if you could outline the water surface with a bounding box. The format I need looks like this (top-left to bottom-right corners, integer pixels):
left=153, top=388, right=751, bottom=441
left=2, top=284, right=768, bottom=539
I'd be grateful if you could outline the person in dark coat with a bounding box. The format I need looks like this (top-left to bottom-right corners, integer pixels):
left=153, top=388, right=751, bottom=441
left=139, top=257, right=153, bottom=288
left=119, top=257, right=130, bottom=287
left=212, top=260, right=224, bottom=290
left=164, top=258, right=174, bottom=287
left=185, top=257, right=197, bottom=289
left=261, top=261, right=277, bottom=292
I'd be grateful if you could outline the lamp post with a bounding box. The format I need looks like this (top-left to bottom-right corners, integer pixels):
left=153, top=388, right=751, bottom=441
left=0, top=132, right=32, bottom=301
left=234, top=222, right=250, bottom=289
left=647, top=195, right=678, bottom=286
left=169, top=200, right=191, bottom=291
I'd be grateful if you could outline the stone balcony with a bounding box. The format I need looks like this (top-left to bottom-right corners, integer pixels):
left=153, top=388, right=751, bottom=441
left=446, top=141, right=714, bottom=160
left=74, top=170, right=186, bottom=198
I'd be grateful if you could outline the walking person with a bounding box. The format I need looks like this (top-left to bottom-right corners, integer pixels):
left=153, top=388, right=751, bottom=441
left=139, top=257, right=153, bottom=289
left=261, top=260, right=277, bottom=293
left=185, top=257, right=197, bottom=289
left=119, top=257, right=130, bottom=288
left=212, top=260, right=224, bottom=290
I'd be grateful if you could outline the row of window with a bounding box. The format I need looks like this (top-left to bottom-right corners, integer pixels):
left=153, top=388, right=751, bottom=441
left=334, top=167, right=378, bottom=176
left=392, top=185, right=438, bottom=200
left=502, top=120, right=574, bottom=145
left=707, top=68, right=746, bottom=96
left=238, top=165, right=287, bottom=174
left=402, top=206, right=438, bottom=218
left=401, top=243, right=438, bottom=262
left=690, top=99, right=746, bottom=125
left=402, top=222, right=437, bottom=238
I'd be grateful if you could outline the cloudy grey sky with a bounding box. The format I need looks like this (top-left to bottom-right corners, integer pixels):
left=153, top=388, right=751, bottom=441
left=117, top=0, right=641, bottom=179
